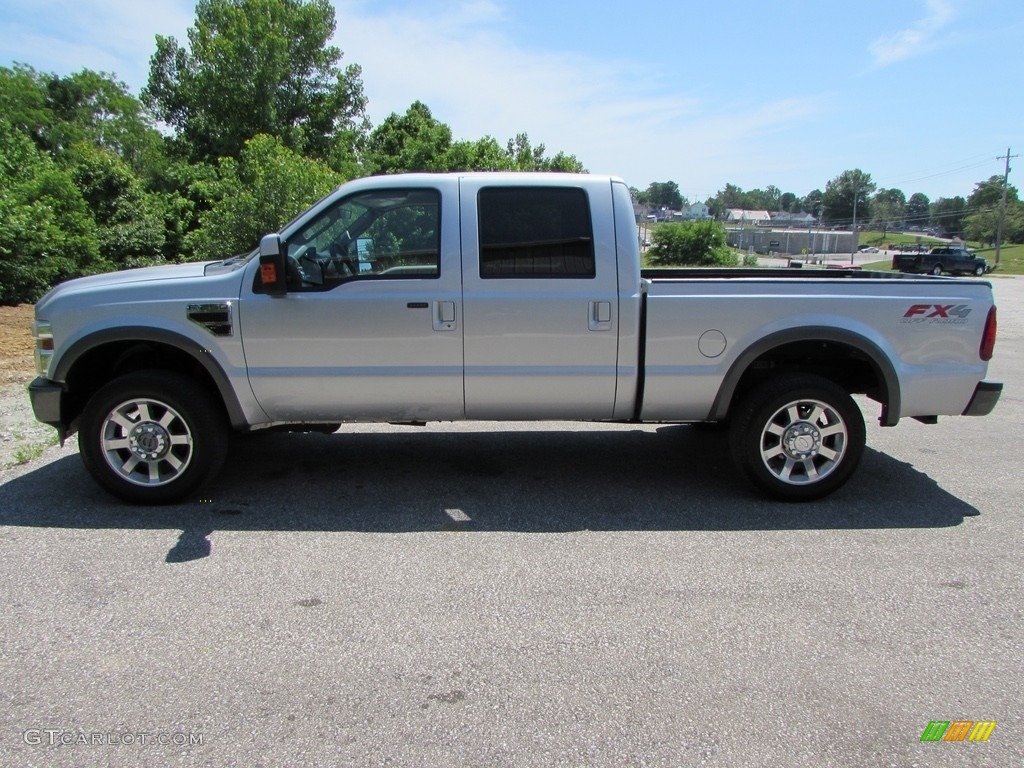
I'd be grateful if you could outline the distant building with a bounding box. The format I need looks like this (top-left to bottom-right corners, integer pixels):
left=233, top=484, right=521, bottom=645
left=725, top=209, right=771, bottom=225
left=769, top=211, right=817, bottom=227
left=684, top=202, right=711, bottom=220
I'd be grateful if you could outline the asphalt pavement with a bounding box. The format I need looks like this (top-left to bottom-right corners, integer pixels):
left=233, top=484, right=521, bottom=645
left=0, top=277, right=1021, bottom=767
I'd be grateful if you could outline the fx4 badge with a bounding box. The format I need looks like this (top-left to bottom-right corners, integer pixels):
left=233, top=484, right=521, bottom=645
left=901, top=304, right=972, bottom=324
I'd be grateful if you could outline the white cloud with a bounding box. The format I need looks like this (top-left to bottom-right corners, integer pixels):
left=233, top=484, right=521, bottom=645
left=333, top=1, right=822, bottom=190
left=0, top=0, right=193, bottom=89
left=868, top=0, right=957, bottom=67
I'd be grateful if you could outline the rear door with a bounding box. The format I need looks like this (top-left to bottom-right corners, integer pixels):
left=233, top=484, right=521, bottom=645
left=458, top=177, right=621, bottom=419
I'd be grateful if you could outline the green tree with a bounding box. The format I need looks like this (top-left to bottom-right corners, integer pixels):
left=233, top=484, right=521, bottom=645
left=63, top=142, right=168, bottom=268
left=0, top=121, right=102, bottom=303
left=144, top=0, right=368, bottom=163
left=502, top=133, right=585, bottom=172
left=445, top=136, right=509, bottom=171
left=904, top=192, right=930, bottom=227
left=44, top=70, right=166, bottom=174
left=185, top=134, right=341, bottom=261
left=759, top=185, right=782, bottom=211
left=822, top=169, right=876, bottom=227
left=870, top=188, right=906, bottom=237
left=967, top=175, right=1018, bottom=212
left=647, top=220, right=738, bottom=266
left=366, top=101, right=453, bottom=174
left=645, top=181, right=684, bottom=210
left=963, top=175, right=1024, bottom=244
left=930, top=196, right=967, bottom=237
left=801, top=189, right=824, bottom=218
left=0, top=64, right=53, bottom=148
left=543, top=151, right=586, bottom=173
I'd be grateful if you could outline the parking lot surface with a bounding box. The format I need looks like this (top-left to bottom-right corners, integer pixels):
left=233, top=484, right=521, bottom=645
left=1, top=278, right=1021, bottom=767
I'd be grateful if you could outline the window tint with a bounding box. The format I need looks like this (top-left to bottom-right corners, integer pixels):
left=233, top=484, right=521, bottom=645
left=282, top=188, right=441, bottom=290
left=478, top=187, right=595, bottom=278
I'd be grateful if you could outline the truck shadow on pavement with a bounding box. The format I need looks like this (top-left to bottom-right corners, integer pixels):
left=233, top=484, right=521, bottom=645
left=0, top=425, right=981, bottom=548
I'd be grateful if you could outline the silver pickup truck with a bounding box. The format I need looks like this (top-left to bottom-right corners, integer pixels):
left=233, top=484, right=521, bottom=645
left=28, top=173, right=1002, bottom=504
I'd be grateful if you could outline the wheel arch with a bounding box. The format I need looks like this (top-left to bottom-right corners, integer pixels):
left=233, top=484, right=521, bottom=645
left=53, top=327, right=246, bottom=432
left=709, top=327, right=901, bottom=426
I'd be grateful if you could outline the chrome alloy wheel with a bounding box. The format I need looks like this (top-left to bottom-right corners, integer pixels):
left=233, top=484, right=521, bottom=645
left=758, top=398, right=848, bottom=485
left=100, top=397, right=194, bottom=487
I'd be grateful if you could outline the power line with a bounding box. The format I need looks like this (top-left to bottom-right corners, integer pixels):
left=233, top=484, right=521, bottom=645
left=879, top=157, right=1000, bottom=189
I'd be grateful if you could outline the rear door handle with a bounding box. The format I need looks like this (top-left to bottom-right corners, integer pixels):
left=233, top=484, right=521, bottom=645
left=434, top=300, right=456, bottom=331
left=589, top=301, right=612, bottom=331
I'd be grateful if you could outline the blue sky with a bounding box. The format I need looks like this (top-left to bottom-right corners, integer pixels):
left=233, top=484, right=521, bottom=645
left=2, top=0, right=1022, bottom=202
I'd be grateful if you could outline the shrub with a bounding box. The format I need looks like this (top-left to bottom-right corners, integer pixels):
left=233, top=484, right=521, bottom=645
left=647, top=220, right=739, bottom=266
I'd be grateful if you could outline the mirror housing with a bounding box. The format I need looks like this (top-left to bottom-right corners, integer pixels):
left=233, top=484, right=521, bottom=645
left=259, top=234, right=287, bottom=296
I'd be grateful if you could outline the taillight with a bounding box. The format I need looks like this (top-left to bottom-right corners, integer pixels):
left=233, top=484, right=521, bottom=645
left=980, top=306, right=997, bottom=361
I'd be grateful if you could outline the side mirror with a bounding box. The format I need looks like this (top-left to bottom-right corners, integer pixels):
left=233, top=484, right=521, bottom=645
left=259, top=234, right=287, bottom=296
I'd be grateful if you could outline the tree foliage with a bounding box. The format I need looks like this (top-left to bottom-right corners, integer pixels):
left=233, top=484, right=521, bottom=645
left=930, top=196, right=967, bottom=237
left=0, top=121, right=103, bottom=303
left=186, top=134, right=342, bottom=261
left=904, top=192, right=931, bottom=226
left=963, top=176, right=1024, bottom=244
left=365, top=103, right=586, bottom=175
left=638, top=181, right=685, bottom=209
left=822, top=169, right=876, bottom=227
left=706, top=183, right=796, bottom=217
left=143, top=0, right=368, bottom=163
left=647, top=220, right=739, bottom=267
left=870, top=188, right=906, bottom=235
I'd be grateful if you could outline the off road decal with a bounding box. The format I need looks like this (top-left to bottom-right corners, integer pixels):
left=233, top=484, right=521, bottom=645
left=901, top=304, right=972, bottom=325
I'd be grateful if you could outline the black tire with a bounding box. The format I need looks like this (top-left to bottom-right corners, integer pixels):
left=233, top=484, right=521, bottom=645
left=79, top=371, right=229, bottom=504
left=930, top=263, right=943, bottom=276
left=974, top=264, right=986, bottom=276
left=728, top=374, right=866, bottom=501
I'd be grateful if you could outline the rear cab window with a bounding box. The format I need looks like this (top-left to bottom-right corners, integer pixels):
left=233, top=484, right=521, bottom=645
left=477, top=187, right=595, bottom=278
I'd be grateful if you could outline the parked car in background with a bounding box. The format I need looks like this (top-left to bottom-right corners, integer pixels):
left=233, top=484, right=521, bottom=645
left=892, top=246, right=989, bottom=276
left=858, top=246, right=880, bottom=253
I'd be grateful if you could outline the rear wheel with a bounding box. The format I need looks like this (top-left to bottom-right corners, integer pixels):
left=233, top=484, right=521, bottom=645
left=930, top=263, right=943, bottom=276
left=79, top=371, right=228, bottom=504
left=729, top=374, right=866, bottom=501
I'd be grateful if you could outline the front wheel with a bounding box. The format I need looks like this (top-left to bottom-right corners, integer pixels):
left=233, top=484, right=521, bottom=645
left=974, top=263, right=986, bottom=276
left=930, top=263, right=943, bottom=276
left=729, top=375, right=866, bottom=501
left=79, top=371, right=229, bottom=504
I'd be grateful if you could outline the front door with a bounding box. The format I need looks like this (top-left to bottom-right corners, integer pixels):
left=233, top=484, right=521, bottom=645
left=240, top=182, right=465, bottom=422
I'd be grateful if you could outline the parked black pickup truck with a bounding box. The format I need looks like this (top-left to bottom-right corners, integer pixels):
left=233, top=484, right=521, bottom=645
left=893, top=246, right=990, bottom=276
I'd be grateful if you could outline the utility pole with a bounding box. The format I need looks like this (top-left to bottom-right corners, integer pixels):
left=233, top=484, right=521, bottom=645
left=850, top=189, right=859, bottom=261
left=995, top=147, right=1018, bottom=269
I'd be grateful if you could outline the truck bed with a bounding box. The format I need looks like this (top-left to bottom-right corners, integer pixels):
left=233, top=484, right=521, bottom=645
left=641, top=267, right=941, bottom=281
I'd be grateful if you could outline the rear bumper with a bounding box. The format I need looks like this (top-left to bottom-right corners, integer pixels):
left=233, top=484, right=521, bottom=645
left=28, top=377, right=66, bottom=434
left=962, top=380, right=1003, bottom=416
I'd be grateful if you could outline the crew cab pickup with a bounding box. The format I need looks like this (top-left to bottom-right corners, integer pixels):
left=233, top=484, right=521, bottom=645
left=28, top=173, right=1002, bottom=503
left=893, top=246, right=990, bottom=276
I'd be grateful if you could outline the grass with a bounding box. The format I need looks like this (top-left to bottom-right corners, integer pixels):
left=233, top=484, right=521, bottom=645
left=858, top=239, right=1024, bottom=275
left=13, top=444, right=44, bottom=465
left=858, top=230, right=945, bottom=249
left=3, top=427, right=60, bottom=468
left=971, top=243, right=1024, bottom=274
